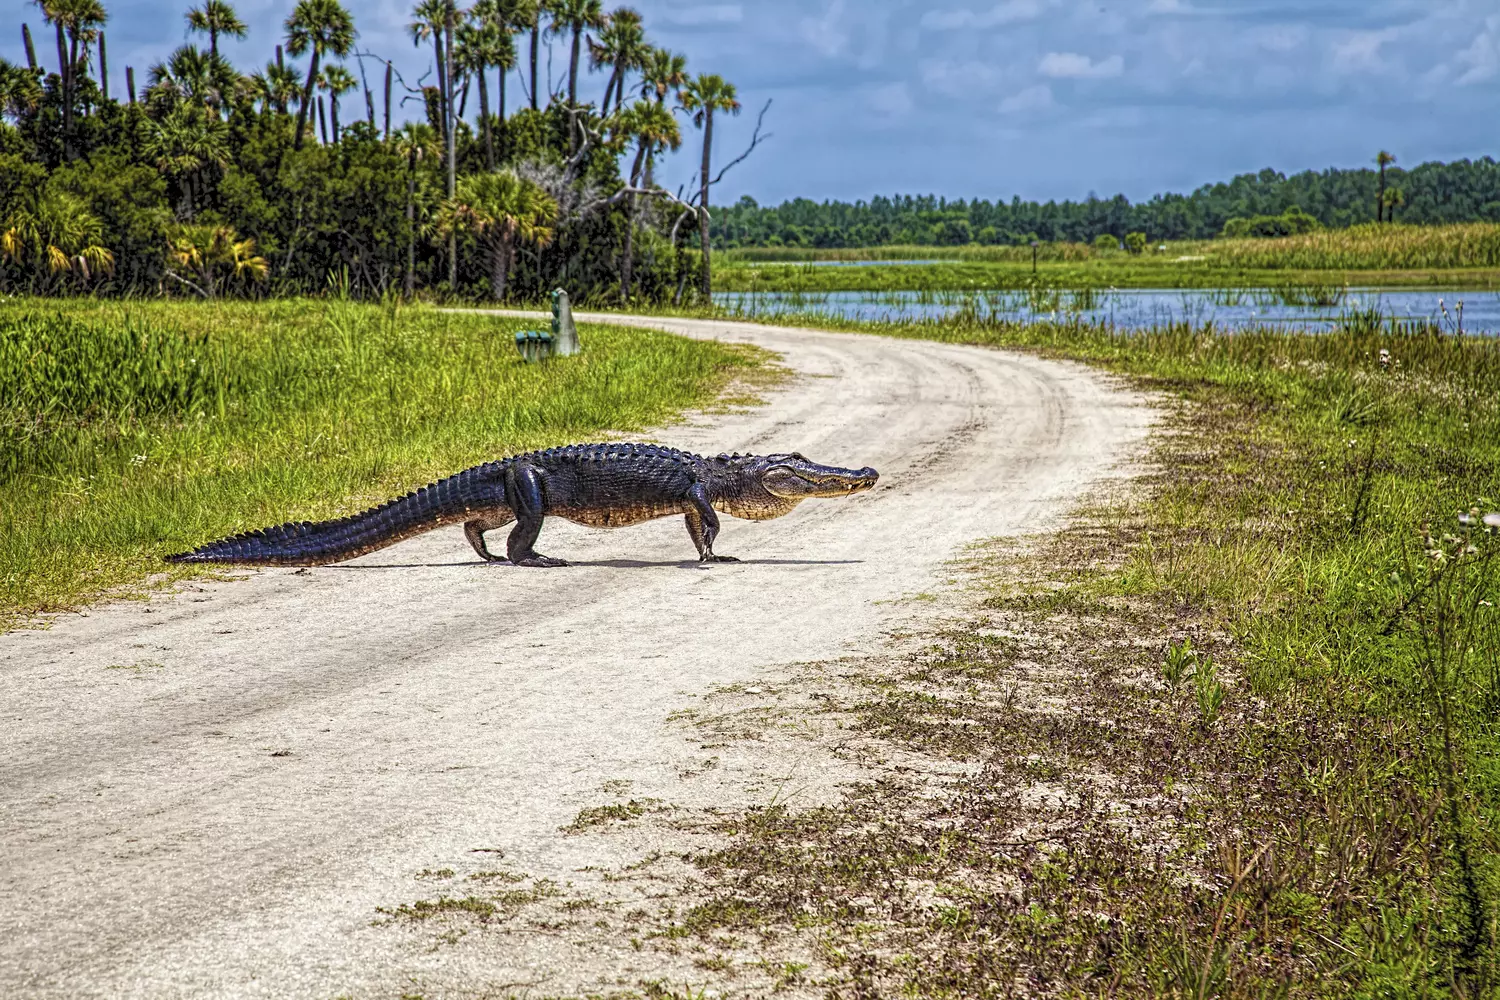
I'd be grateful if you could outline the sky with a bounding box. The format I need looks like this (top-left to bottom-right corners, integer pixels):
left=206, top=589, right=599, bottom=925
left=6, top=0, right=1500, bottom=206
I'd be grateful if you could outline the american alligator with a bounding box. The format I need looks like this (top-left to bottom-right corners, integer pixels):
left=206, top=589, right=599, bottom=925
left=166, top=444, right=879, bottom=568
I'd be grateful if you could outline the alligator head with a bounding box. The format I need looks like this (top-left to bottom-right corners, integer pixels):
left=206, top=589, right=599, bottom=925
left=712, top=452, right=879, bottom=520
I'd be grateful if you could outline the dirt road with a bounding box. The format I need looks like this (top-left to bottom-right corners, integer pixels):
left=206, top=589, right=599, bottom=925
left=0, top=315, right=1151, bottom=998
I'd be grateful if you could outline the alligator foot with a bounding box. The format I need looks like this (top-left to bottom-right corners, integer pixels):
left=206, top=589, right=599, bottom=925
left=514, top=554, right=570, bottom=568
left=701, top=554, right=741, bottom=563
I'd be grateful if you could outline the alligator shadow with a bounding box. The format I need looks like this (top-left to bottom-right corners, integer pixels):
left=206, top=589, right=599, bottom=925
left=322, top=558, right=863, bottom=570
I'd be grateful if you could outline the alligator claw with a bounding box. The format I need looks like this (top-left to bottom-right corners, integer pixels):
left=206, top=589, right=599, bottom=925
left=703, top=554, right=741, bottom=563
left=515, top=555, right=569, bottom=568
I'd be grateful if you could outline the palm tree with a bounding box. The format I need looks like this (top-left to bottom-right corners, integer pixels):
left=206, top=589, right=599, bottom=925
left=1376, top=151, right=1395, bottom=223
left=470, top=0, right=521, bottom=120
left=318, top=63, right=356, bottom=142
left=0, top=58, right=44, bottom=121
left=638, top=47, right=685, bottom=106
left=456, top=17, right=512, bottom=168
left=1382, top=186, right=1406, bottom=223
left=679, top=72, right=738, bottom=299
left=144, top=102, right=229, bottom=219
left=32, top=0, right=107, bottom=145
left=1, top=189, right=114, bottom=292
left=393, top=122, right=440, bottom=296
left=618, top=98, right=679, bottom=299
left=249, top=59, right=300, bottom=114
left=408, top=0, right=453, bottom=146
left=147, top=44, right=231, bottom=113
left=590, top=7, right=646, bottom=115
left=545, top=0, right=604, bottom=106
left=186, top=0, right=247, bottom=60
left=285, top=0, right=355, bottom=151
left=429, top=169, right=557, bottom=300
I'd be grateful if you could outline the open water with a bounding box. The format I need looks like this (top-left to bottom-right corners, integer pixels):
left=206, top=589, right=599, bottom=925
left=713, top=287, right=1500, bottom=334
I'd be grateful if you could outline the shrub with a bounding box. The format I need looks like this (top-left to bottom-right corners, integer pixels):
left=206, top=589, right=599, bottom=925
left=1124, top=232, right=1148, bottom=254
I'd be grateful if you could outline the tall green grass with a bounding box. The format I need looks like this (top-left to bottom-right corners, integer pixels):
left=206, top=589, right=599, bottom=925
left=714, top=305, right=1500, bottom=994
left=1206, top=222, right=1500, bottom=270
left=0, top=298, right=765, bottom=626
left=720, top=242, right=1100, bottom=264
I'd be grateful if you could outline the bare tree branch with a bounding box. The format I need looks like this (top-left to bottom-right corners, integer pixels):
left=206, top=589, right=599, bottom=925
left=708, top=99, right=772, bottom=189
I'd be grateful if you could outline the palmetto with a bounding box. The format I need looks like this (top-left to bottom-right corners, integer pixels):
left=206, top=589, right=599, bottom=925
left=1, top=189, right=114, bottom=291
left=186, top=0, right=248, bottom=60
left=545, top=0, right=605, bottom=106
left=679, top=72, right=738, bottom=298
left=429, top=169, right=557, bottom=300
left=285, top=0, right=355, bottom=151
left=165, top=223, right=269, bottom=297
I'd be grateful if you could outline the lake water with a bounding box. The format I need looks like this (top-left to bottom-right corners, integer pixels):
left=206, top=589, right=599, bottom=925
left=714, top=287, right=1500, bottom=334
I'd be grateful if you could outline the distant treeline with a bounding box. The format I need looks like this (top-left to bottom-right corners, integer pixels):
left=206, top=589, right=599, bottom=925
left=711, top=159, right=1500, bottom=248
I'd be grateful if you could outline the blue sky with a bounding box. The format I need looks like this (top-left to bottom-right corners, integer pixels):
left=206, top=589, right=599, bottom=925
left=7, top=0, right=1500, bottom=205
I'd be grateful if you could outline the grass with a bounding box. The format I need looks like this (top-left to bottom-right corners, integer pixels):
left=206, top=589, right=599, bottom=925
left=594, top=306, right=1500, bottom=996
left=0, top=297, right=769, bottom=628
left=714, top=224, right=1500, bottom=292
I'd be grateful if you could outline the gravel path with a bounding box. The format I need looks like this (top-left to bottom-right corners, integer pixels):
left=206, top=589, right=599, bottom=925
left=0, top=315, right=1152, bottom=998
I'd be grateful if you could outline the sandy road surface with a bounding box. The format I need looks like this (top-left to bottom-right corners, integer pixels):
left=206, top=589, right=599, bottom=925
left=0, top=315, right=1151, bottom=998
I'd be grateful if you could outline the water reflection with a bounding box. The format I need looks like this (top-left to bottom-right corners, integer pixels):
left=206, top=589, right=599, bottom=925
left=714, top=288, right=1498, bottom=334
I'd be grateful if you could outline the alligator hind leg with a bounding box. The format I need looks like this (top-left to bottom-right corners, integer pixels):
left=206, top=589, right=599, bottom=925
left=503, top=464, right=568, bottom=567
left=686, top=486, right=738, bottom=563
left=464, top=511, right=516, bottom=562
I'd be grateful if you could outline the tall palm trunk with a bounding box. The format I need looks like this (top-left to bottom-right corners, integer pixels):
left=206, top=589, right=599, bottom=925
left=55, top=24, right=70, bottom=150
left=621, top=189, right=636, bottom=300
left=567, top=27, right=581, bottom=104
left=529, top=16, right=539, bottom=110
left=478, top=71, right=493, bottom=169
left=294, top=48, right=320, bottom=150
left=331, top=95, right=341, bottom=143
left=405, top=161, right=416, bottom=297
left=317, top=95, right=329, bottom=144
left=488, top=228, right=514, bottom=299
left=432, top=36, right=448, bottom=147
left=698, top=108, right=713, bottom=299
left=1377, top=163, right=1387, bottom=223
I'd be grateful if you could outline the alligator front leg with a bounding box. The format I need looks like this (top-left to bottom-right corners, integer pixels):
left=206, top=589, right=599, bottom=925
left=464, top=512, right=516, bottom=562
left=503, top=464, right=568, bottom=567
left=686, top=486, right=739, bottom=563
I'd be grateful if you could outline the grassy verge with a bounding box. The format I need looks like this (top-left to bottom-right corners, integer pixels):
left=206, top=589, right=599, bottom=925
left=608, top=312, right=1500, bottom=995
left=0, top=298, right=769, bottom=629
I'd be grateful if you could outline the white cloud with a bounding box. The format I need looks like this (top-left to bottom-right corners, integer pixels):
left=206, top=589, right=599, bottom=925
left=869, top=82, right=913, bottom=116
left=1330, top=28, right=1399, bottom=74
left=1147, top=0, right=1190, bottom=13
left=1038, top=52, right=1125, bottom=78
left=920, top=59, right=1002, bottom=97
left=1454, top=16, right=1500, bottom=85
left=1250, top=25, right=1307, bottom=54
left=658, top=5, right=744, bottom=27
left=920, top=0, right=1045, bottom=31
left=800, top=0, right=850, bottom=58
left=998, top=83, right=1054, bottom=113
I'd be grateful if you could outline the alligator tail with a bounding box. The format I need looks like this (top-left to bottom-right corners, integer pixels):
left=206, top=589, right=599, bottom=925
left=166, top=462, right=507, bottom=566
